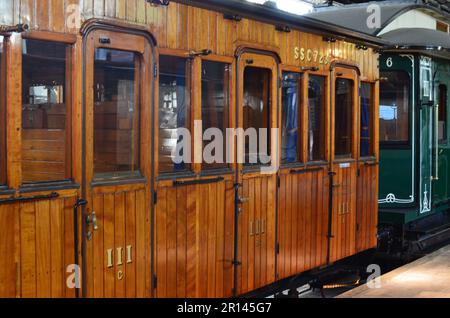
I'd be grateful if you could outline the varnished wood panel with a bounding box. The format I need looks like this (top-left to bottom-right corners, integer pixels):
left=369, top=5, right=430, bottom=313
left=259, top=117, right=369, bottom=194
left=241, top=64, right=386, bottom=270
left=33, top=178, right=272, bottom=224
left=85, top=187, right=150, bottom=298
left=155, top=179, right=234, bottom=298
left=277, top=168, right=329, bottom=280
left=329, top=163, right=357, bottom=263
left=0, top=195, right=77, bottom=298
left=237, top=175, right=276, bottom=295
left=356, top=163, right=379, bottom=253
left=1, top=1, right=378, bottom=81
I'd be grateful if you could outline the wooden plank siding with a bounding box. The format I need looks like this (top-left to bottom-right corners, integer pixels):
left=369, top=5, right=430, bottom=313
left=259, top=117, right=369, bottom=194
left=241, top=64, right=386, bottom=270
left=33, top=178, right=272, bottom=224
left=329, top=163, right=358, bottom=263
left=0, top=1, right=378, bottom=81
left=0, top=194, right=77, bottom=298
left=155, top=178, right=235, bottom=298
left=237, top=175, right=276, bottom=295
left=277, top=168, right=329, bottom=281
left=356, top=163, right=379, bottom=253
left=84, top=187, right=150, bottom=298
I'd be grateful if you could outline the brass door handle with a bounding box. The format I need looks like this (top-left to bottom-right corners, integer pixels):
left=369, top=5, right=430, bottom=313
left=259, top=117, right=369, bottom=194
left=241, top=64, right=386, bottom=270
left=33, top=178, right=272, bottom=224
left=87, top=211, right=98, bottom=231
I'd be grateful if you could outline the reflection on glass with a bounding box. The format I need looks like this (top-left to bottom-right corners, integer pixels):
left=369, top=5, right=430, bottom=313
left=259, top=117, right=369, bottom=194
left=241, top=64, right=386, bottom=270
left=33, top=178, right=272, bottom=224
left=22, top=39, right=69, bottom=183
left=308, top=75, right=326, bottom=162
left=159, top=56, right=191, bottom=173
left=361, top=83, right=374, bottom=157
left=93, top=48, right=140, bottom=179
left=379, top=71, right=410, bottom=144
left=202, top=61, right=230, bottom=170
left=243, top=67, right=271, bottom=166
left=281, top=72, right=301, bottom=164
left=335, top=78, right=354, bottom=157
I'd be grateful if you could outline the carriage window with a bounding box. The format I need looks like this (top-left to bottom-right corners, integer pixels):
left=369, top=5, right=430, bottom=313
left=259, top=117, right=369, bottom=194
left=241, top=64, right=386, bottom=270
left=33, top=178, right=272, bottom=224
left=308, top=75, right=326, bottom=162
left=281, top=72, right=302, bottom=164
left=22, top=39, right=71, bottom=184
left=93, top=48, right=140, bottom=180
left=0, top=36, right=5, bottom=185
left=335, top=78, right=354, bottom=158
left=243, top=67, right=271, bottom=166
left=202, top=61, right=230, bottom=170
left=159, top=56, right=191, bottom=174
left=439, top=84, right=448, bottom=142
left=379, top=71, right=410, bottom=144
left=361, top=83, right=374, bottom=157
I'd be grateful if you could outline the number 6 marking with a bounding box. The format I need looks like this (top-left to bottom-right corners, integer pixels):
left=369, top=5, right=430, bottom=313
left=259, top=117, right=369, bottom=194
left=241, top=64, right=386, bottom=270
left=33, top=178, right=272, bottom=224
left=386, top=57, right=393, bottom=68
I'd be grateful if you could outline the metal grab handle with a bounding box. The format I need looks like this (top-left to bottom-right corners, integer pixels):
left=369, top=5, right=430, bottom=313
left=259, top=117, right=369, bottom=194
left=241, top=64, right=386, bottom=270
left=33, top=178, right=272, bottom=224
left=261, top=219, right=266, bottom=234
left=432, top=103, right=439, bottom=181
left=0, top=192, right=59, bottom=205
left=250, top=221, right=255, bottom=236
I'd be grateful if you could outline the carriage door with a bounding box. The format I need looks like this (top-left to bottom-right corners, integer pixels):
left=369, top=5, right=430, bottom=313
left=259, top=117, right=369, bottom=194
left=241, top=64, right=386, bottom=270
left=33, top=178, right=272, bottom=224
left=329, top=67, right=358, bottom=263
left=419, top=58, right=433, bottom=214
left=236, top=53, right=278, bottom=295
left=83, top=30, right=153, bottom=298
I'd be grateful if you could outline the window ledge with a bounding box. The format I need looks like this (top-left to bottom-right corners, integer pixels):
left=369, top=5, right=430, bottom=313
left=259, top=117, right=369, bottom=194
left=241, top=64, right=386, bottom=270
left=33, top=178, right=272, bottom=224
left=19, top=181, right=80, bottom=194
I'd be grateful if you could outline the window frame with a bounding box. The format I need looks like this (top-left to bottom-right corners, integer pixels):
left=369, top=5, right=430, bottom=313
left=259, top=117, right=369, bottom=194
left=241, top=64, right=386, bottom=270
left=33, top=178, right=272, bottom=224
left=360, top=81, right=377, bottom=160
left=20, top=32, right=75, bottom=188
left=333, top=73, right=357, bottom=160
left=157, top=49, right=195, bottom=179
left=438, top=84, right=448, bottom=144
left=92, top=47, right=142, bottom=181
left=379, top=70, right=412, bottom=149
left=307, top=72, right=329, bottom=165
left=0, top=35, right=7, bottom=187
left=280, top=69, right=304, bottom=166
left=199, top=54, right=234, bottom=175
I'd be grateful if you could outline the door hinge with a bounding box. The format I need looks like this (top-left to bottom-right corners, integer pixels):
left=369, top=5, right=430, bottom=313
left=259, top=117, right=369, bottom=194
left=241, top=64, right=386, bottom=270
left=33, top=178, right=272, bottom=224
left=154, top=63, right=158, bottom=78
left=277, top=176, right=281, bottom=188
left=153, top=191, right=158, bottom=205
left=357, top=168, right=361, bottom=177
left=276, top=243, right=280, bottom=254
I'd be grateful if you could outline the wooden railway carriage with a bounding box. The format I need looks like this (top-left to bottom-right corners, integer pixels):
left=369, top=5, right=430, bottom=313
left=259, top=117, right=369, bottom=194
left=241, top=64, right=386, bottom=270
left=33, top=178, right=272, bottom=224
left=0, top=0, right=381, bottom=298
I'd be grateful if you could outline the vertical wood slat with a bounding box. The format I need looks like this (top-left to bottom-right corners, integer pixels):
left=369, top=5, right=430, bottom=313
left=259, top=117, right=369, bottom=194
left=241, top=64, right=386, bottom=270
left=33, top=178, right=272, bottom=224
left=155, top=180, right=233, bottom=298
left=0, top=196, right=77, bottom=298
left=277, top=168, right=329, bottom=280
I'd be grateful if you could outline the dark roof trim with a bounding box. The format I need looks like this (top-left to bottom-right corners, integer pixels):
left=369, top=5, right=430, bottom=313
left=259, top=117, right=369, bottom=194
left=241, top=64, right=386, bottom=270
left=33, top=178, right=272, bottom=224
left=382, top=47, right=450, bottom=60
left=172, top=0, right=387, bottom=48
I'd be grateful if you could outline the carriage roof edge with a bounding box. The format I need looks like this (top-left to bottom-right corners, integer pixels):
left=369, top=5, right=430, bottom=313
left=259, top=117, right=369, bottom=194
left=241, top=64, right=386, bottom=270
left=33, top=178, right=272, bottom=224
left=304, top=1, right=450, bottom=59
left=172, top=0, right=387, bottom=48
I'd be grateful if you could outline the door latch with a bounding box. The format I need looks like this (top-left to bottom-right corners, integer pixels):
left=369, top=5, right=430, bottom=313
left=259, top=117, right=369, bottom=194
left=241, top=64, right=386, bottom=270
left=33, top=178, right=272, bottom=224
left=86, top=211, right=98, bottom=230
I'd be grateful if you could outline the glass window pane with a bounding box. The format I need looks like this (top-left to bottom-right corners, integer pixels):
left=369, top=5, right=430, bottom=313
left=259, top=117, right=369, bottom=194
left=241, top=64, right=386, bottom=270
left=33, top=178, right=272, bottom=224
left=22, top=39, right=70, bottom=183
left=159, top=56, right=191, bottom=174
left=281, top=72, right=301, bottom=164
left=308, top=75, right=326, bottom=161
left=439, top=84, right=447, bottom=142
left=335, top=78, right=354, bottom=157
left=0, top=36, right=5, bottom=185
left=201, top=61, right=230, bottom=170
left=243, top=67, right=271, bottom=166
left=93, top=48, right=140, bottom=179
left=361, top=83, right=374, bottom=157
left=379, top=71, right=410, bottom=144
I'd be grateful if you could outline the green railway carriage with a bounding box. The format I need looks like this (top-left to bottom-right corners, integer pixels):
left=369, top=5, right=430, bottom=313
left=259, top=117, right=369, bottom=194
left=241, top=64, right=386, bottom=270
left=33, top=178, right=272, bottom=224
left=378, top=31, right=450, bottom=253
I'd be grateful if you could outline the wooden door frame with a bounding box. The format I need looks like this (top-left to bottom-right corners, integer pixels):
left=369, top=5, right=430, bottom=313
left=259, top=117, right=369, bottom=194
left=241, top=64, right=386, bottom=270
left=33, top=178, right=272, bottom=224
left=327, top=62, right=361, bottom=264
left=81, top=21, right=156, bottom=298
left=234, top=48, right=280, bottom=296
